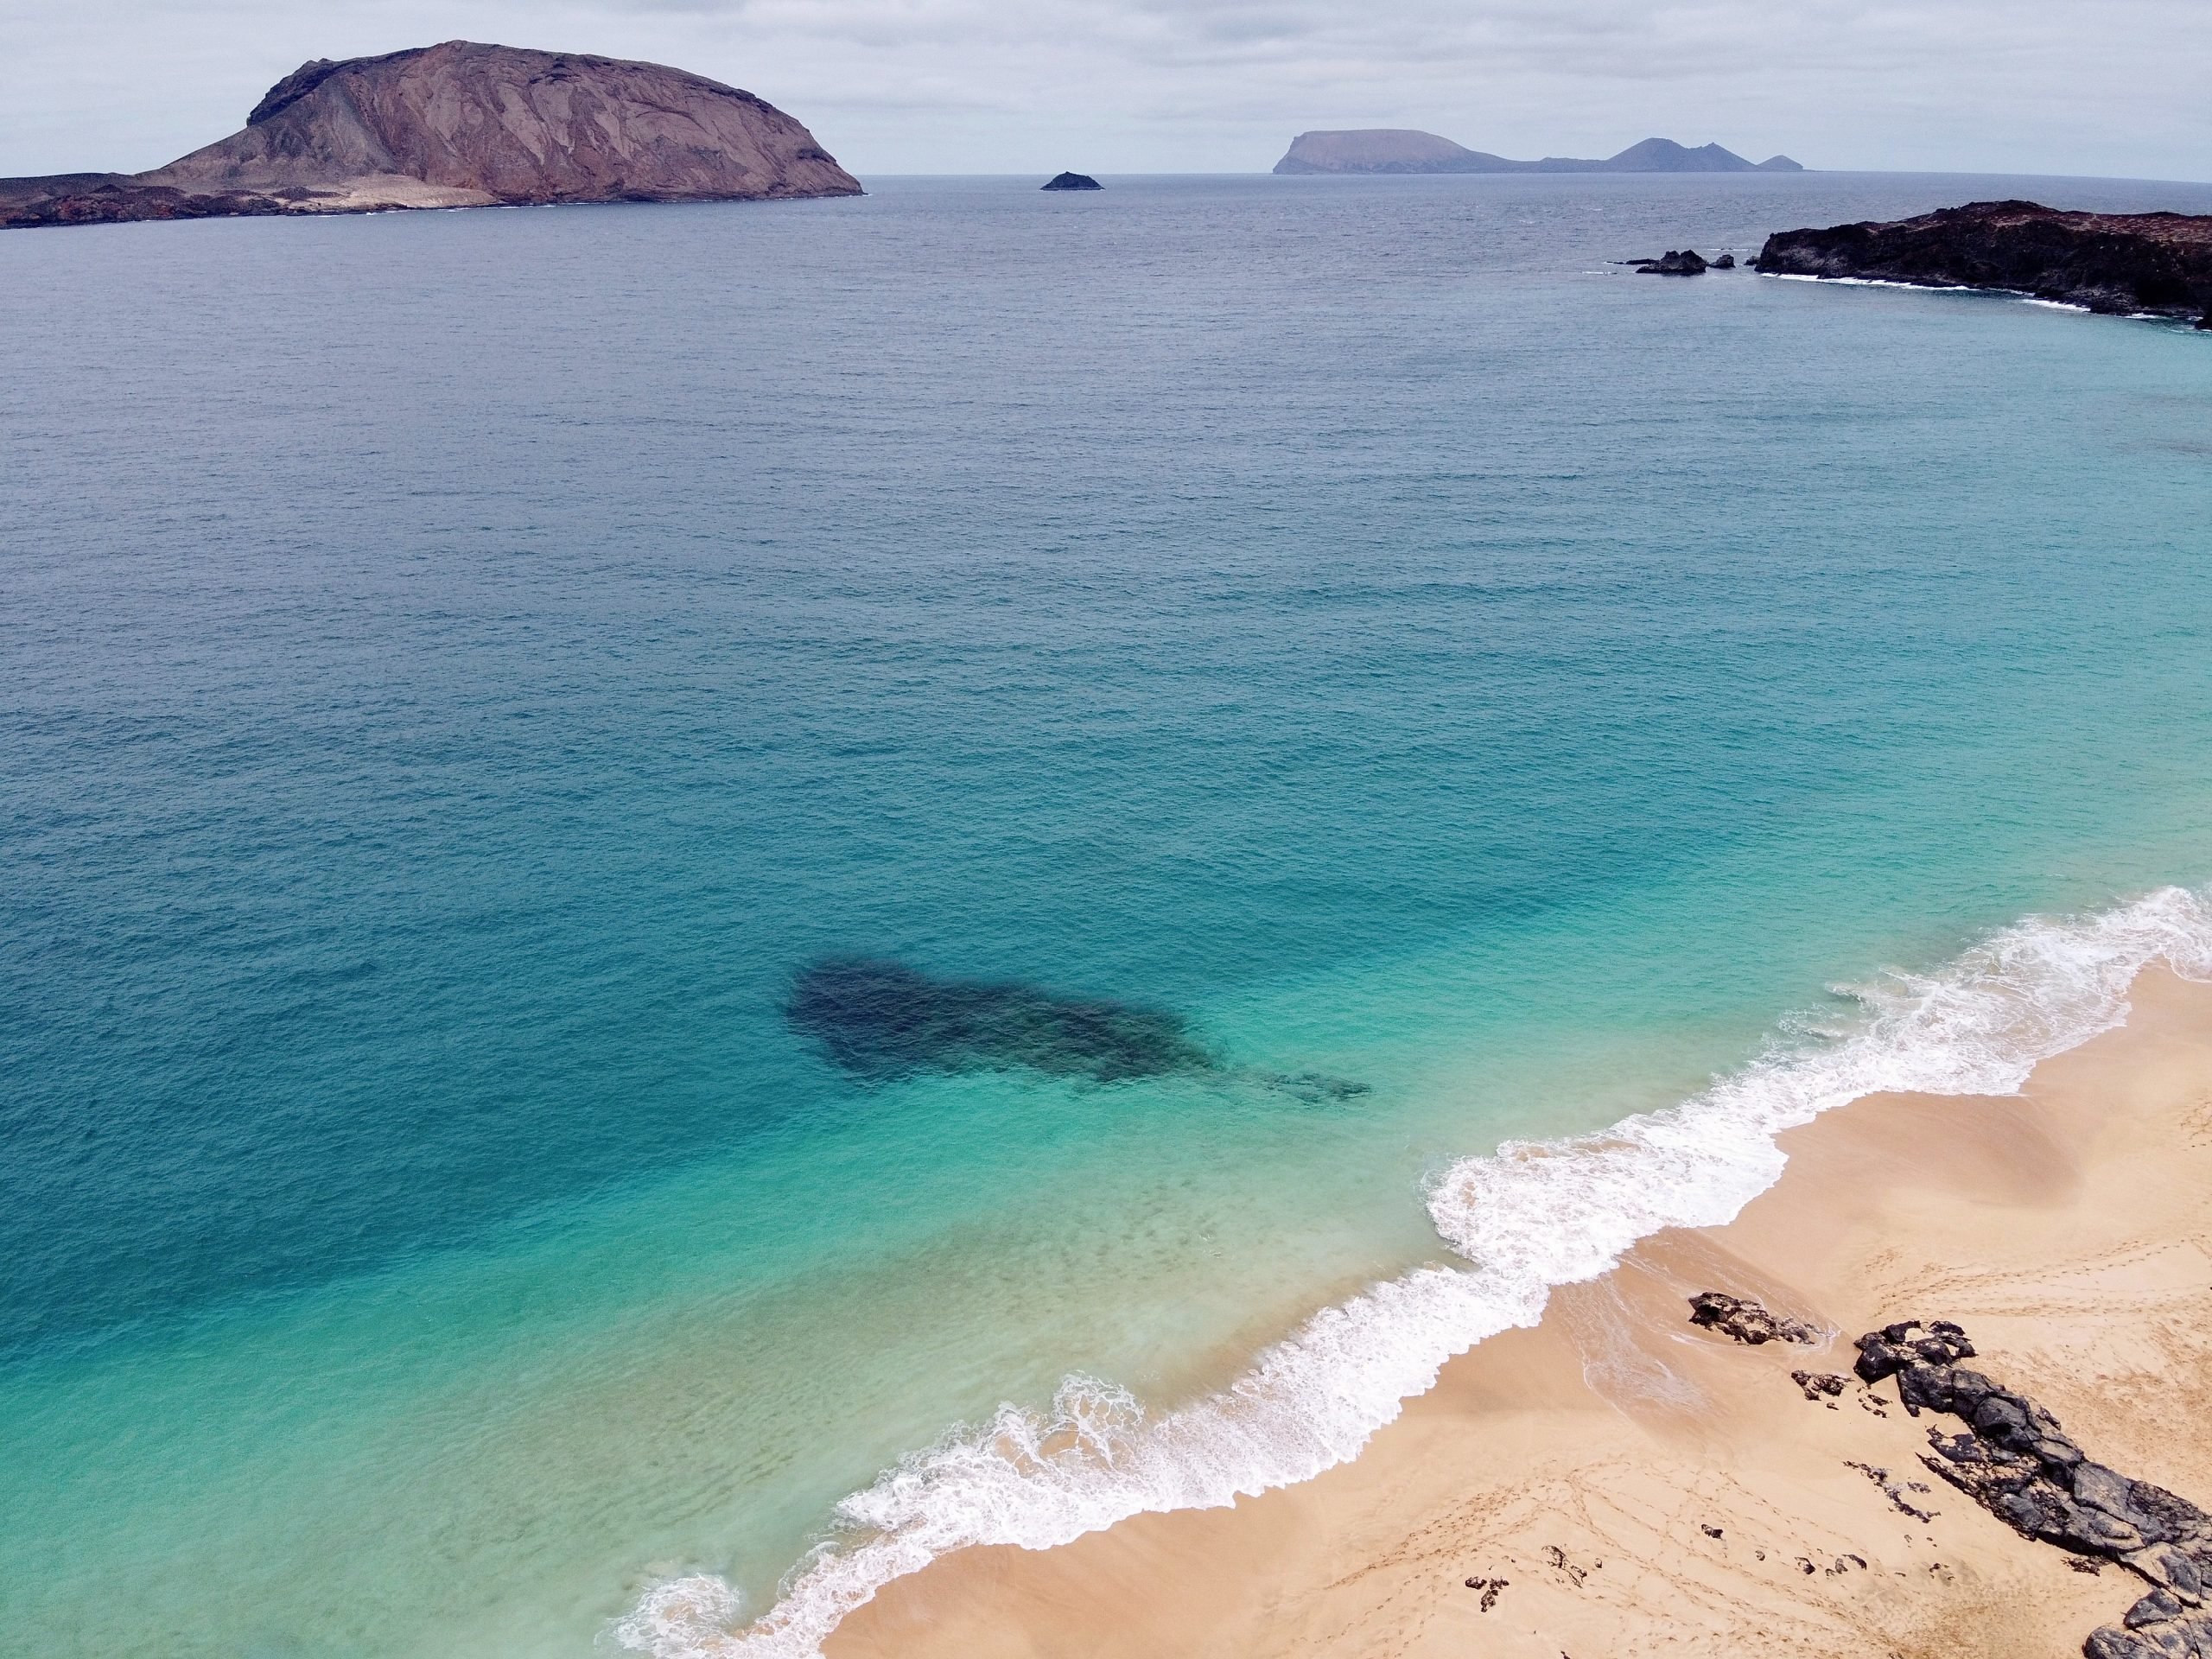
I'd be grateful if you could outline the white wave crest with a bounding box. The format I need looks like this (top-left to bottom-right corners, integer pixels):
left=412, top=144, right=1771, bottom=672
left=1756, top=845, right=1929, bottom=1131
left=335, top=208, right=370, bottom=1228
left=614, top=887, right=2212, bottom=1659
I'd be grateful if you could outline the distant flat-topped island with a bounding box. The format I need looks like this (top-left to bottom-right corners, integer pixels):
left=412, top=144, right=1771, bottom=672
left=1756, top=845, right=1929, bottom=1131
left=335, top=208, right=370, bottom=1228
left=0, top=40, right=861, bottom=229
left=1758, top=200, right=2212, bottom=327
left=1274, top=130, right=1802, bottom=175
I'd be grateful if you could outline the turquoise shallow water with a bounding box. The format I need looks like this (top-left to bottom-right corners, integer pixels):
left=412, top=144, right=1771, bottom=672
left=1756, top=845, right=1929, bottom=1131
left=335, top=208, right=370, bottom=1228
left=4, top=171, right=2212, bottom=1656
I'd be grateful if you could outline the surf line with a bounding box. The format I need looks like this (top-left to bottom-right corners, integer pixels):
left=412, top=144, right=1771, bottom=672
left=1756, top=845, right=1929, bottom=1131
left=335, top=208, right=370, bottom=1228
left=616, top=886, right=2212, bottom=1659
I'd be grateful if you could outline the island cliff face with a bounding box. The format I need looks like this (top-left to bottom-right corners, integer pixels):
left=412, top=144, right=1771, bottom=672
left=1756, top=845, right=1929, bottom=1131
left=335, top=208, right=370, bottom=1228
left=0, top=41, right=861, bottom=229
left=1757, top=200, right=2212, bottom=326
left=1274, top=130, right=1802, bottom=175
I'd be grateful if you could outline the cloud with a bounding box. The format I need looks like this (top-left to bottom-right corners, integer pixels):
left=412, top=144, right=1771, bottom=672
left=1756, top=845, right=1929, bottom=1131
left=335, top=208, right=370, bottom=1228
left=3, top=0, right=2207, bottom=181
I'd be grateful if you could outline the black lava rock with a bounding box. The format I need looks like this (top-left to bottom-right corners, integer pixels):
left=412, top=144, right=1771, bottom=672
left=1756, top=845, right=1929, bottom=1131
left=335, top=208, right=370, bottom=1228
left=1851, top=1319, right=2212, bottom=1659
left=1755, top=200, right=2212, bottom=321
left=1637, top=249, right=1708, bottom=275
left=1688, top=1291, right=1818, bottom=1345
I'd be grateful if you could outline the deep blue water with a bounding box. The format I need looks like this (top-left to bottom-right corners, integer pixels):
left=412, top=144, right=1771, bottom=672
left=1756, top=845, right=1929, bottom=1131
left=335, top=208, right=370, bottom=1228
left=3, top=171, right=2211, bottom=1656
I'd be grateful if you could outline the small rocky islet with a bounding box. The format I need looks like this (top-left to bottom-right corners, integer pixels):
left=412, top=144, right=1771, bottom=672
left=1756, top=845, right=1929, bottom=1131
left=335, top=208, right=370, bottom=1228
left=1629, top=249, right=1723, bottom=275
left=0, top=39, right=861, bottom=229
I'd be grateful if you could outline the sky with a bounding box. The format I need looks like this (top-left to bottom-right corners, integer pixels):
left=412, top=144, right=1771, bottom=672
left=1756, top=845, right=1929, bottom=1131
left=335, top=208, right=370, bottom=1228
left=3, top=0, right=2209, bottom=181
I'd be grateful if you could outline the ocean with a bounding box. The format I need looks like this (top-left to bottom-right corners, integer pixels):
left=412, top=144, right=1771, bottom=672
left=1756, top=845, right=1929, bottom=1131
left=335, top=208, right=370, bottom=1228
left=4, top=168, right=2211, bottom=1658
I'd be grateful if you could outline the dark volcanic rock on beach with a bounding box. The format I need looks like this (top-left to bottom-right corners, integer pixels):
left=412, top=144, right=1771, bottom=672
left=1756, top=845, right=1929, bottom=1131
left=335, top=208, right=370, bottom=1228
left=1688, top=1292, right=1818, bottom=1344
left=1757, top=200, right=2212, bottom=324
left=0, top=39, right=861, bottom=230
left=1042, top=171, right=1102, bottom=191
left=1852, top=1319, right=2212, bottom=1658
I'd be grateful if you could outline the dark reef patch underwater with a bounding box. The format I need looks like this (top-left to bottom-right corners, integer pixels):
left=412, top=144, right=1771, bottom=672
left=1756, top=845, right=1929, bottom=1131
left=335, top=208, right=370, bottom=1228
left=785, top=958, right=1368, bottom=1099
left=786, top=958, right=1212, bottom=1084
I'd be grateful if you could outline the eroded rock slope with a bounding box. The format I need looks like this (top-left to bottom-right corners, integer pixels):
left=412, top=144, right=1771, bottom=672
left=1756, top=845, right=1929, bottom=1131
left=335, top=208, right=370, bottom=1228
left=2, top=40, right=861, bottom=228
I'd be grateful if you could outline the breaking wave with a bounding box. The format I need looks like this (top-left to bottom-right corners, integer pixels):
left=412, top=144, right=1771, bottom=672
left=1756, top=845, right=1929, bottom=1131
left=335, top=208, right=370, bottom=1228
left=614, top=887, right=2212, bottom=1658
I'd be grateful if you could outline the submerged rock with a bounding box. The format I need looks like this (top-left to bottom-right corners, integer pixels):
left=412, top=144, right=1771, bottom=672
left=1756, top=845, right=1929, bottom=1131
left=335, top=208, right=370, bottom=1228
left=1043, top=172, right=1103, bottom=191
left=787, top=958, right=1211, bottom=1084
left=785, top=957, right=1372, bottom=1099
left=1255, top=1070, right=1372, bottom=1103
left=0, top=40, right=861, bottom=230
left=1637, top=249, right=1710, bottom=275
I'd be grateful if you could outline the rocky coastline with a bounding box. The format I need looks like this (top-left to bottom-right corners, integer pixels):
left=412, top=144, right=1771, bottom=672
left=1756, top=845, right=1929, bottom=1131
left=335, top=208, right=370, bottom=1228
left=1756, top=200, right=2212, bottom=327
left=1699, top=1299, right=2212, bottom=1659
left=0, top=40, right=861, bottom=230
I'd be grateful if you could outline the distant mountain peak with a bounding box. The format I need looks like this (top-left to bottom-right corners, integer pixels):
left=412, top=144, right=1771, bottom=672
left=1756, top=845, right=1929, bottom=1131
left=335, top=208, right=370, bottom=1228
left=1273, top=130, right=1807, bottom=176
left=1601, top=137, right=1754, bottom=172
left=1274, top=130, right=1510, bottom=175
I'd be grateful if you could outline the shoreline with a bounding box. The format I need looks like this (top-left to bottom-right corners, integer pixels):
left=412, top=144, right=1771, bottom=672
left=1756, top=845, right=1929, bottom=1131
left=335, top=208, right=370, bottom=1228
left=1764, top=269, right=2209, bottom=325
left=826, top=964, right=2212, bottom=1658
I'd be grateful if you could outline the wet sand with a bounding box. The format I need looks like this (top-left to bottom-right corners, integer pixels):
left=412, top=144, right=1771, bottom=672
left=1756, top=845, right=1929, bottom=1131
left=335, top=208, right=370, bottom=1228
left=830, top=967, right=2212, bottom=1658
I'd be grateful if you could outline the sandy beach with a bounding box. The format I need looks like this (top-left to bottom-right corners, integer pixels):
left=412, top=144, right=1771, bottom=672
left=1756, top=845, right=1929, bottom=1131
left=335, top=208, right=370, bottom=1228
left=830, top=966, right=2212, bottom=1659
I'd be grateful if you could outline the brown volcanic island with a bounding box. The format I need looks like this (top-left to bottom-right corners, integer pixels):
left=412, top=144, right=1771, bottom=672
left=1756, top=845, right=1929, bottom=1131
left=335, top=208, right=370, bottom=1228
left=1757, top=199, right=2212, bottom=327
left=0, top=40, right=861, bottom=230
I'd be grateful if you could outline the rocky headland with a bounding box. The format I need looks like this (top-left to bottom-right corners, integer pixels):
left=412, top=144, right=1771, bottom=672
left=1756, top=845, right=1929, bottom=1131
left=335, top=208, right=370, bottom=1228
left=0, top=40, right=861, bottom=230
left=1273, top=130, right=1802, bottom=175
left=1757, top=200, right=2212, bottom=327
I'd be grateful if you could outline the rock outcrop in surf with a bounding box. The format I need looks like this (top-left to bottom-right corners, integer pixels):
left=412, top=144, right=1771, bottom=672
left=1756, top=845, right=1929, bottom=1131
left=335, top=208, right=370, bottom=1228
left=1756, top=200, right=2212, bottom=327
left=0, top=40, right=861, bottom=229
left=1637, top=249, right=1710, bottom=275
left=1272, top=131, right=1802, bottom=175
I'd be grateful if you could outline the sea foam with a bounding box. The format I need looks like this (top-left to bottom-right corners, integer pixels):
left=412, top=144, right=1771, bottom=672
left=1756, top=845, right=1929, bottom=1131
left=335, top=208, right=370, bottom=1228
left=614, top=887, right=2212, bottom=1658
